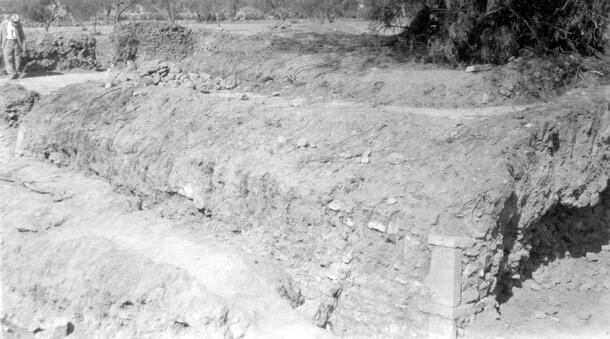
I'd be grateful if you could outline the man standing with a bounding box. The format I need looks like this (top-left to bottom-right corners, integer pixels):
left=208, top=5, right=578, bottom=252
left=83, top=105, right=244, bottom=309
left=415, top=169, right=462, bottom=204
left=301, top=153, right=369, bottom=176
left=0, top=14, right=26, bottom=79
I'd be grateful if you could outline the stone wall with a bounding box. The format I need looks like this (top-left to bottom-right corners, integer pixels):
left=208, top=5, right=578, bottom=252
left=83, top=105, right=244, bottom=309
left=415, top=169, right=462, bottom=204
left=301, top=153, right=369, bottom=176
left=4, top=32, right=100, bottom=74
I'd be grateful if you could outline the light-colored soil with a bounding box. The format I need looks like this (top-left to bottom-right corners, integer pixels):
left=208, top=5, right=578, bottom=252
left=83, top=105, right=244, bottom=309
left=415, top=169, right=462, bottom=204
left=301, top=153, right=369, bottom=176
left=2, top=20, right=610, bottom=338
left=0, top=123, right=330, bottom=339
left=3, top=69, right=609, bottom=338
left=0, top=72, right=108, bottom=96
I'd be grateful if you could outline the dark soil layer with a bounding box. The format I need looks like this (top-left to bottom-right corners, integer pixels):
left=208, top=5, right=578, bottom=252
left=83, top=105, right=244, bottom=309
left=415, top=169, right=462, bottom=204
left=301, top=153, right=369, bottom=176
left=0, top=84, right=39, bottom=127
left=17, top=31, right=99, bottom=73
left=17, top=83, right=610, bottom=337
left=111, top=22, right=193, bottom=63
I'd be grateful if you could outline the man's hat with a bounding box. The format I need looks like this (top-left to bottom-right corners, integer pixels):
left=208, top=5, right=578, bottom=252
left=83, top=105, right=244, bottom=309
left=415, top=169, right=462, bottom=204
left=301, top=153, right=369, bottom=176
left=10, top=14, right=20, bottom=23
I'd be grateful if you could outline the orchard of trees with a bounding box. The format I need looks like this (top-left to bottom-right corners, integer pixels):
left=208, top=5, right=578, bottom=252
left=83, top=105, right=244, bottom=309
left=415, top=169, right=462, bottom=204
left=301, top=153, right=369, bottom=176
left=3, top=0, right=364, bottom=31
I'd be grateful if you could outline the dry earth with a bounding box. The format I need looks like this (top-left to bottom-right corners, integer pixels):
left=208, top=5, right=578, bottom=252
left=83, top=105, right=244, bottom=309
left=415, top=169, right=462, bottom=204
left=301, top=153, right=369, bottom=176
left=0, top=96, right=329, bottom=339
left=1, top=20, right=610, bottom=339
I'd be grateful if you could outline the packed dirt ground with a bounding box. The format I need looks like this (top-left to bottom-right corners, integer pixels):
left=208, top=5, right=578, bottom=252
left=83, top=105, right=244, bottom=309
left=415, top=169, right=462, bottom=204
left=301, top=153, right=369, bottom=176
left=1, top=20, right=610, bottom=339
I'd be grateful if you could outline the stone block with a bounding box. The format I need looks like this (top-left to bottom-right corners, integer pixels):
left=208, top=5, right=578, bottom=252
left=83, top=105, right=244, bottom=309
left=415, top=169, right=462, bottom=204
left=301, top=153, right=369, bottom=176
left=465, top=64, right=493, bottom=73
left=428, top=246, right=462, bottom=307
left=427, top=314, right=457, bottom=339
left=428, top=234, right=474, bottom=248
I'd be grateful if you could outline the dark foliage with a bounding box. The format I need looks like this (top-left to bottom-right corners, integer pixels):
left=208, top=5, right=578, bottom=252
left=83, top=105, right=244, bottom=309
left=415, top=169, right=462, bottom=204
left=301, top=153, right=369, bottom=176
left=368, top=0, right=610, bottom=63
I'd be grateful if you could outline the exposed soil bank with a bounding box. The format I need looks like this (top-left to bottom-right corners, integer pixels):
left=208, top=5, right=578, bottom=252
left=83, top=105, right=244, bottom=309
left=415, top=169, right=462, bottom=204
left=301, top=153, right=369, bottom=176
left=0, top=151, right=329, bottom=339
left=15, top=82, right=610, bottom=336
left=16, top=32, right=99, bottom=73
left=109, top=23, right=610, bottom=109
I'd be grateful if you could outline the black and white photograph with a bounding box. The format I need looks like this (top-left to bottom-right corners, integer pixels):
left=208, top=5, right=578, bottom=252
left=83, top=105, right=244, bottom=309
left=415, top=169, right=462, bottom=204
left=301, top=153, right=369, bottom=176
left=0, top=0, right=609, bottom=338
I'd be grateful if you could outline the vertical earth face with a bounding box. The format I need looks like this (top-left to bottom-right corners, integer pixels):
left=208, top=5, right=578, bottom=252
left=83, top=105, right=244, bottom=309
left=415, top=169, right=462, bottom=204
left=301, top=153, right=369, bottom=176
left=1, top=20, right=610, bottom=339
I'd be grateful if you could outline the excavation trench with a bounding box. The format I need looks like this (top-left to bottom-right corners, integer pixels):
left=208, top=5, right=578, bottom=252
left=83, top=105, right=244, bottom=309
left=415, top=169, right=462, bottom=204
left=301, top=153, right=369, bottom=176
left=495, top=186, right=610, bottom=304
left=6, top=81, right=610, bottom=337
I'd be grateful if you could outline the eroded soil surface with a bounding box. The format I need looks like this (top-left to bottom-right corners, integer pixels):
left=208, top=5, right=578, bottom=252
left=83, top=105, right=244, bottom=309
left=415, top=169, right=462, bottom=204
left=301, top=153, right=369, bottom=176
left=2, top=19, right=610, bottom=337
left=0, top=123, right=329, bottom=339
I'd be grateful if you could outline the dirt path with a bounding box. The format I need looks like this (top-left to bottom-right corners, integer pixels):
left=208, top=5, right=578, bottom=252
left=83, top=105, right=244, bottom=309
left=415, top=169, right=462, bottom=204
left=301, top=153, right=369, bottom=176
left=0, top=72, right=108, bottom=96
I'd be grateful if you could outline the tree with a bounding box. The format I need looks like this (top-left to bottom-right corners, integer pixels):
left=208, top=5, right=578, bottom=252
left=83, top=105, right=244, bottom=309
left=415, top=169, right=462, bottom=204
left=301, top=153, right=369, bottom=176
left=182, top=0, right=236, bottom=23
left=110, top=0, right=140, bottom=27
left=367, top=0, right=610, bottom=63
left=148, top=0, right=181, bottom=23
left=64, top=0, right=102, bottom=32
left=17, top=0, right=62, bottom=32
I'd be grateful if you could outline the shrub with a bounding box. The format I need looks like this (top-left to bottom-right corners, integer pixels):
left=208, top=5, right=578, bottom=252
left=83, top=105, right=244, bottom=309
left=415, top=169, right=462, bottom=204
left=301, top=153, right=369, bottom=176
left=368, top=0, right=610, bottom=63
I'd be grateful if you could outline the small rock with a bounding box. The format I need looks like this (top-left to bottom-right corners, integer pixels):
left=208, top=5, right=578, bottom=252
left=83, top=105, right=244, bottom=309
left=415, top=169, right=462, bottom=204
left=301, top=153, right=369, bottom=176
left=465, top=64, right=493, bottom=72
left=601, top=244, right=610, bottom=252
left=586, top=252, right=599, bottom=262
left=271, top=92, right=280, bottom=97
left=142, top=76, right=154, bottom=86
left=240, top=94, right=249, bottom=101
left=481, top=93, right=490, bottom=104
left=344, top=218, right=355, bottom=228
left=181, top=80, right=195, bottom=89
left=342, top=251, right=353, bottom=264
left=528, top=281, right=542, bottom=291
left=328, top=200, right=348, bottom=212
left=229, top=323, right=245, bottom=339
left=339, top=152, right=357, bottom=159
left=367, top=221, right=386, bottom=233
left=534, top=311, right=546, bottom=319
left=387, top=152, right=404, bottom=165
left=576, top=311, right=591, bottom=321
left=50, top=321, right=75, bottom=338
left=532, top=271, right=547, bottom=284
left=602, top=278, right=610, bottom=289
left=152, top=73, right=161, bottom=85
left=140, top=62, right=161, bottom=75
left=361, top=150, right=371, bottom=164
left=547, top=297, right=561, bottom=307
left=387, top=197, right=397, bottom=205
left=549, top=316, right=560, bottom=322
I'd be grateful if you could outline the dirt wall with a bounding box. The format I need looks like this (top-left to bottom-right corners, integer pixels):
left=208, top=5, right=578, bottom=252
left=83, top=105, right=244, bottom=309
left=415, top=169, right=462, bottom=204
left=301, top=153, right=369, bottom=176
left=16, top=83, right=610, bottom=336
left=111, top=23, right=194, bottom=64
left=15, top=32, right=99, bottom=73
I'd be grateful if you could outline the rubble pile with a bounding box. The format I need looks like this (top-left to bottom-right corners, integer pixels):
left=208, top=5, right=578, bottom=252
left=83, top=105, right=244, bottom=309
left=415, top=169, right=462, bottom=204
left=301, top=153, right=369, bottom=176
left=0, top=84, right=40, bottom=127
left=108, top=60, right=237, bottom=93
left=22, top=33, right=99, bottom=72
